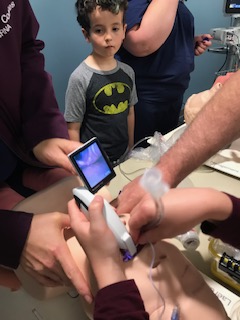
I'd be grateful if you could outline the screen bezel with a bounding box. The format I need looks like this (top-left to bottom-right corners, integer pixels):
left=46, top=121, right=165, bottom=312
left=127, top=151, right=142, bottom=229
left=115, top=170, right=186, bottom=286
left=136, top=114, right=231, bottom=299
left=225, top=0, right=240, bottom=14
left=68, top=137, right=116, bottom=193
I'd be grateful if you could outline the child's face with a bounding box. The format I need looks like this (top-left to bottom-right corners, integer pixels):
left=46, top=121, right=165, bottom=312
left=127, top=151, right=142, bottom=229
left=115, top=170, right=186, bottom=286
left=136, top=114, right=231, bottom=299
left=83, top=6, right=126, bottom=58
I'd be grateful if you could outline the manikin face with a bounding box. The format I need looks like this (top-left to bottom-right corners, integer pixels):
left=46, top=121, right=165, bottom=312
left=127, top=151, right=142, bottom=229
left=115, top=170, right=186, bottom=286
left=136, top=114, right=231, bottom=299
left=184, top=72, right=234, bottom=125
left=83, top=7, right=126, bottom=59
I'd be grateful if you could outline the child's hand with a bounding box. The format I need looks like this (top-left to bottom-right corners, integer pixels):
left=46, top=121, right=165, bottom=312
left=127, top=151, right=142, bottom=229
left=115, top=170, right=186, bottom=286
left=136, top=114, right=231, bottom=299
left=68, top=196, right=126, bottom=289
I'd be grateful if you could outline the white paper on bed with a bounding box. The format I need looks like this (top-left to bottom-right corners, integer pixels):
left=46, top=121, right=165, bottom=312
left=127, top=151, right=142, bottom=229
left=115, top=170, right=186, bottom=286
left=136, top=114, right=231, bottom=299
left=205, top=138, right=240, bottom=179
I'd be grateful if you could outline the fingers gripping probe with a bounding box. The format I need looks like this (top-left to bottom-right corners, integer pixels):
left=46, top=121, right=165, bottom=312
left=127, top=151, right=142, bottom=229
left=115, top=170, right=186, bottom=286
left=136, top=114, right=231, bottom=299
left=73, top=187, right=137, bottom=256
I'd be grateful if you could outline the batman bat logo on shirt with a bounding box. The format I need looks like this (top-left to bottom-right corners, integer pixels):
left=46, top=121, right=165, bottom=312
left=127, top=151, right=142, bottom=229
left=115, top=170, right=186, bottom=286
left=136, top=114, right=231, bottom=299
left=93, top=82, right=130, bottom=114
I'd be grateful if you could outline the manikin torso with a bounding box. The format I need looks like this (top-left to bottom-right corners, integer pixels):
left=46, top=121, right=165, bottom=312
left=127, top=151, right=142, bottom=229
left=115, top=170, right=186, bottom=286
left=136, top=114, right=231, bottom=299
left=11, top=177, right=227, bottom=320
left=79, top=223, right=228, bottom=320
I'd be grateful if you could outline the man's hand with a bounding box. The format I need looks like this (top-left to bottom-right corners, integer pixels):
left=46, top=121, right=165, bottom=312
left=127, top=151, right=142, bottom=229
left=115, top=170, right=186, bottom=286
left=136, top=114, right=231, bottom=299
left=20, top=212, right=93, bottom=303
left=115, top=176, right=146, bottom=214
left=115, top=176, right=159, bottom=243
left=33, top=138, right=82, bottom=174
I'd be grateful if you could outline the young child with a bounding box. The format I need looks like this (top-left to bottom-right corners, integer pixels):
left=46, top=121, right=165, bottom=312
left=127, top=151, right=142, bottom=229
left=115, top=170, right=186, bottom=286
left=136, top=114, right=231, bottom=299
left=64, top=0, right=137, bottom=166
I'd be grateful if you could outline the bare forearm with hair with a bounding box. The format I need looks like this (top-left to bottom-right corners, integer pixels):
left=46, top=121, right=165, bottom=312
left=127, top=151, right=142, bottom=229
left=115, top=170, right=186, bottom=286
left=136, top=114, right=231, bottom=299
left=157, top=70, right=240, bottom=187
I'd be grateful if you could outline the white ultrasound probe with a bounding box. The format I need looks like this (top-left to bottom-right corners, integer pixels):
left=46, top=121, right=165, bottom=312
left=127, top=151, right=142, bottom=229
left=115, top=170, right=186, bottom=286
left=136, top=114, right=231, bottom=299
left=73, top=187, right=137, bottom=256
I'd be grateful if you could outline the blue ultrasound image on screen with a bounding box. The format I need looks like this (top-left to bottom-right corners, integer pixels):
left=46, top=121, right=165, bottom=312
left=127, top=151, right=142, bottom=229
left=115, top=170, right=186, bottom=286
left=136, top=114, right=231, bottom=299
left=228, top=0, right=240, bottom=9
left=73, top=141, right=111, bottom=188
left=230, top=3, right=240, bottom=8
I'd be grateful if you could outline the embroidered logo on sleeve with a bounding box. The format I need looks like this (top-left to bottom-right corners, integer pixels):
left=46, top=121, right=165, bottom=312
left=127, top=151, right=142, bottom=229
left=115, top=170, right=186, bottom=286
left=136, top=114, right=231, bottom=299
left=0, top=1, right=15, bottom=39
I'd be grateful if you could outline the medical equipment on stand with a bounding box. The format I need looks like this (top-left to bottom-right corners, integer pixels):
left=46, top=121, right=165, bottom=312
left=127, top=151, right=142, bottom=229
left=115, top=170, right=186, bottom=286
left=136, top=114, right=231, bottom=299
left=209, top=0, right=240, bottom=74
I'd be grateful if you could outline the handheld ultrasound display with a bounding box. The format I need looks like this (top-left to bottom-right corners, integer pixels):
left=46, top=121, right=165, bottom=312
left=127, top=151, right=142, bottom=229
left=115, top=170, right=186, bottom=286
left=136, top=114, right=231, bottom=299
left=68, top=137, right=116, bottom=193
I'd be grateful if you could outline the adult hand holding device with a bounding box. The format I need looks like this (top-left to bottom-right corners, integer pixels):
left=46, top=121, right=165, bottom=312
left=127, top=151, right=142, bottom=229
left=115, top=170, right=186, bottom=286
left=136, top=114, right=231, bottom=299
left=68, top=137, right=116, bottom=194
left=33, top=138, right=82, bottom=174
left=68, top=196, right=126, bottom=289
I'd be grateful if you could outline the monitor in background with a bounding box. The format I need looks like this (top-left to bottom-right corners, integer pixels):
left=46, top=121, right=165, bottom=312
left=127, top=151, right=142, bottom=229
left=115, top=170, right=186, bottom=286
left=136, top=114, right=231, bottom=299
left=224, top=0, right=240, bottom=15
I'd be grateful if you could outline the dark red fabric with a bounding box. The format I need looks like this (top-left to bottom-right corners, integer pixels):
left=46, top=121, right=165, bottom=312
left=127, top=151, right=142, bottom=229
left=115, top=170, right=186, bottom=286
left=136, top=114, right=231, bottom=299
left=94, top=280, right=149, bottom=320
left=0, top=210, right=33, bottom=268
left=201, top=193, right=240, bottom=249
left=0, top=0, right=69, bottom=268
left=0, top=0, right=68, bottom=166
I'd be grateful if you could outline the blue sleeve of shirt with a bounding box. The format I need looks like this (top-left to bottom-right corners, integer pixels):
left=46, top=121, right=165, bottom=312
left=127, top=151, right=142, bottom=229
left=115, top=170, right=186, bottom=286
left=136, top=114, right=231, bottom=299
left=125, top=0, right=150, bottom=31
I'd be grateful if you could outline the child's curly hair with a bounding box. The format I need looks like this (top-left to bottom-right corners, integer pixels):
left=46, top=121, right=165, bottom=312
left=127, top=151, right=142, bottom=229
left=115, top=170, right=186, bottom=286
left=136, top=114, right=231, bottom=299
left=75, top=0, right=128, bottom=34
